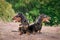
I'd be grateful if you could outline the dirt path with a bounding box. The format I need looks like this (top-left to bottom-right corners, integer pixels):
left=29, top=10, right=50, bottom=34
left=0, top=22, right=60, bottom=40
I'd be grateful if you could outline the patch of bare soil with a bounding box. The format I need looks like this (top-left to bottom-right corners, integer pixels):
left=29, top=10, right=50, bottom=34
left=0, top=22, right=60, bottom=40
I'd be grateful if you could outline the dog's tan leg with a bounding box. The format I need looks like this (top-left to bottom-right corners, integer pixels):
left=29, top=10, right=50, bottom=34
left=33, top=31, right=36, bottom=35
left=26, top=31, right=31, bottom=35
left=38, top=30, right=42, bottom=34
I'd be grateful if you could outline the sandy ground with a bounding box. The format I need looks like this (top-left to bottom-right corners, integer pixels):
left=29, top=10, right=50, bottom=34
left=0, top=22, right=60, bottom=40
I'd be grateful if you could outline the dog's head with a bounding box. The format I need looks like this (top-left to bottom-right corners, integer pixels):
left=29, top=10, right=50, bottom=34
left=12, top=13, right=25, bottom=22
left=40, top=14, right=51, bottom=22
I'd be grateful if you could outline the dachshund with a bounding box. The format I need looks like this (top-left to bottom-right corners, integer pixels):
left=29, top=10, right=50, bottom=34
left=26, top=14, right=50, bottom=34
left=12, top=12, right=29, bottom=35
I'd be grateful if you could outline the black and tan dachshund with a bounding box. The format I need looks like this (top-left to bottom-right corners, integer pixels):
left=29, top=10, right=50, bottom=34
left=26, top=14, right=50, bottom=34
left=12, top=12, right=29, bottom=35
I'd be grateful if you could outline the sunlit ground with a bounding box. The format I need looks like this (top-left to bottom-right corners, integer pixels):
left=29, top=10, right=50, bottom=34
left=0, top=21, right=60, bottom=40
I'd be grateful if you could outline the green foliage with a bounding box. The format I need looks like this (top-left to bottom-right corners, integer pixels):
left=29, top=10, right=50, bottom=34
left=6, top=0, right=60, bottom=26
left=0, top=0, right=15, bottom=22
